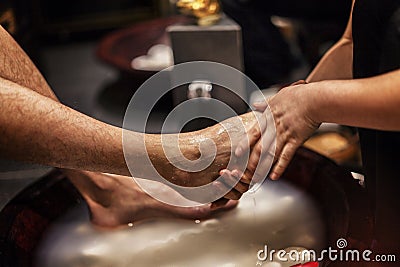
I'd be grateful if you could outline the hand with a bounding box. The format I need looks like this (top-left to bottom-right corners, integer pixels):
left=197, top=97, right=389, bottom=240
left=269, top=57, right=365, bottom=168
left=223, top=81, right=320, bottom=195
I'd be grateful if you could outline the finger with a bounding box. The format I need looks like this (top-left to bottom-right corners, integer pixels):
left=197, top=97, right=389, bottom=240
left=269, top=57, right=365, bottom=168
left=211, top=179, right=230, bottom=199
left=246, top=138, right=262, bottom=173
left=235, top=122, right=262, bottom=157
left=269, top=143, right=297, bottom=180
left=213, top=176, right=243, bottom=200
left=236, top=108, right=271, bottom=158
left=241, top=122, right=276, bottom=186
left=238, top=160, right=276, bottom=189
left=233, top=167, right=267, bottom=187
left=237, top=102, right=275, bottom=158
left=221, top=169, right=250, bottom=193
left=240, top=169, right=254, bottom=184
left=247, top=127, right=276, bottom=172
left=218, top=169, right=250, bottom=192
left=223, top=189, right=243, bottom=200
left=250, top=148, right=275, bottom=187
left=220, top=171, right=245, bottom=199
left=231, top=169, right=250, bottom=185
left=290, top=79, right=307, bottom=86
left=215, top=171, right=243, bottom=200
left=233, top=181, right=250, bottom=194
left=219, top=169, right=238, bottom=179
left=252, top=101, right=268, bottom=111
left=228, top=169, right=253, bottom=185
left=243, top=148, right=275, bottom=190
left=219, top=169, right=239, bottom=188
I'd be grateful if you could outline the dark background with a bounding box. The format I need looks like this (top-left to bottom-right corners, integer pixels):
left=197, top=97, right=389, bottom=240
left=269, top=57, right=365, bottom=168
left=0, top=0, right=171, bottom=128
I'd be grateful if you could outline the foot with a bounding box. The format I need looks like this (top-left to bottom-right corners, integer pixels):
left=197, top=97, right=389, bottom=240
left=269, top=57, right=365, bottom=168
left=64, top=170, right=238, bottom=228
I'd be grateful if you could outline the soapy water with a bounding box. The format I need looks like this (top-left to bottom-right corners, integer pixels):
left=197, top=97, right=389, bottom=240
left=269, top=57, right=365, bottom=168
left=35, top=179, right=325, bottom=267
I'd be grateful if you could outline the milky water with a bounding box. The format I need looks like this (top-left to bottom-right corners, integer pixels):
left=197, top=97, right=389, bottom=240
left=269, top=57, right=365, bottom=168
left=35, top=179, right=325, bottom=267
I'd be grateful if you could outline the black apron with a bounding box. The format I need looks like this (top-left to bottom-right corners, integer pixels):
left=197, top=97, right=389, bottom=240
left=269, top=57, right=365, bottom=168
left=353, top=0, right=400, bottom=250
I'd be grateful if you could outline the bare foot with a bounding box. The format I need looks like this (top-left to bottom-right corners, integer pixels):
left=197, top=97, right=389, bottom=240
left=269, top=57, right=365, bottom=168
left=64, top=170, right=238, bottom=228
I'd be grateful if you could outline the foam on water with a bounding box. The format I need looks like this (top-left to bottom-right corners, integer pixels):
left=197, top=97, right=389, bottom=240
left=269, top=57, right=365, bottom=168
left=35, top=179, right=325, bottom=267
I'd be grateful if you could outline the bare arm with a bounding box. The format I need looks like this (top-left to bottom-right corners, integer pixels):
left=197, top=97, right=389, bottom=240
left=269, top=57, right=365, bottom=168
left=307, top=69, right=400, bottom=131
left=237, top=71, right=400, bottom=183
left=232, top=0, right=400, bottom=184
left=234, top=69, right=400, bottom=182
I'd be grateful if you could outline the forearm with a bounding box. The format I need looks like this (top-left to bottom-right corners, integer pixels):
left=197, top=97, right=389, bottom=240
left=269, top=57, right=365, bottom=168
left=308, top=69, right=400, bottom=131
left=0, top=78, right=131, bottom=175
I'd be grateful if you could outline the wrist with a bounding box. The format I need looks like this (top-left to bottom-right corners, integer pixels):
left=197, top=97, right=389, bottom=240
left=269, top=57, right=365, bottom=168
left=303, top=81, right=329, bottom=125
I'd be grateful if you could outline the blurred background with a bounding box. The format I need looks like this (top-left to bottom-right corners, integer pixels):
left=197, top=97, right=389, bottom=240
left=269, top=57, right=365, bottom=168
left=0, top=0, right=175, bottom=127
left=0, top=0, right=352, bottom=134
